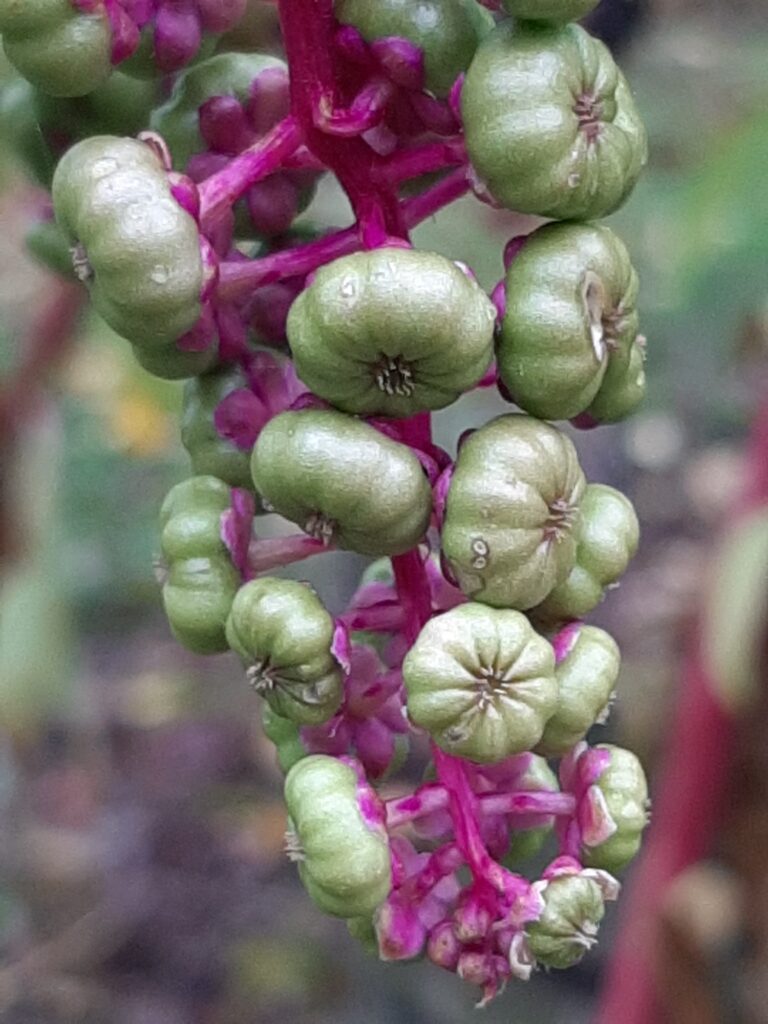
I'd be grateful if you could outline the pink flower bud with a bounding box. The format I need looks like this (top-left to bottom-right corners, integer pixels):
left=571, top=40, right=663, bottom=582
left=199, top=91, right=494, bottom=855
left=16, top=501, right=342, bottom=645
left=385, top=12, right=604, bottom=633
left=370, top=36, right=425, bottom=91
left=453, top=891, right=492, bottom=944
left=427, top=920, right=461, bottom=971
left=154, top=2, right=202, bottom=73
left=376, top=894, right=426, bottom=960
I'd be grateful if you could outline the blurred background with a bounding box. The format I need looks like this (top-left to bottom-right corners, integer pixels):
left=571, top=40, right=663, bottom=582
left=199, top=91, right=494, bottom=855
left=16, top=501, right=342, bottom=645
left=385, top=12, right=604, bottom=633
left=0, top=0, right=767, bottom=1021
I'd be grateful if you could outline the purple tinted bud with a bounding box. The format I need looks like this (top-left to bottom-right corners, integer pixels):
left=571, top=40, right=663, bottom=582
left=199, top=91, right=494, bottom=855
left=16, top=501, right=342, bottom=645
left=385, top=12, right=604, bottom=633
left=552, top=622, right=582, bottom=664
left=104, top=0, right=141, bottom=64
left=247, top=277, right=304, bottom=347
left=453, top=891, right=492, bottom=944
left=331, top=620, right=352, bottom=675
left=335, top=24, right=372, bottom=65
left=246, top=175, right=301, bottom=236
left=220, top=488, right=255, bottom=578
left=195, top=0, right=246, bottom=33
left=199, top=96, right=252, bottom=155
left=376, top=894, right=427, bottom=960
left=490, top=278, right=506, bottom=321
left=247, top=66, right=292, bottom=135
left=448, top=73, right=464, bottom=122
left=177, top=303, right=216, bottom=351
left=301, top=718, right=353, bottom=757
left=570, top=411, right=600, bottom=430
left=427, top=920, right=462, bottom=971
left=214, top=388, right=268, bottom=449
left=457, top=950, right=495, bottom=987
left=187, top=151, right=229, bottom=182
left=169, top=172, right=201, bottom=221
left=409, top=92, right=459, bottom=136
left=503, top=234, right=529, bottom=269
left=355, top=718, right=395, bottom=779
left=370, top=36, right=425, bottom=91
left=154, top=2, right=203, bottom=73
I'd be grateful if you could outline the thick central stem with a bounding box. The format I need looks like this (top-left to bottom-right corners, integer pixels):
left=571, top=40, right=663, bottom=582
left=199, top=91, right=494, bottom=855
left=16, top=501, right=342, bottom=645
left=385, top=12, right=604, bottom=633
left=278, top=0, right=403, bottom=240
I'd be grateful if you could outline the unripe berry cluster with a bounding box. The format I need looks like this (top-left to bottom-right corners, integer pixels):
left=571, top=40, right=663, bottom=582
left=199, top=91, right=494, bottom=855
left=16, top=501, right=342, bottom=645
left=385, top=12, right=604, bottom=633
left=2, top=0, right=651, bottom=1004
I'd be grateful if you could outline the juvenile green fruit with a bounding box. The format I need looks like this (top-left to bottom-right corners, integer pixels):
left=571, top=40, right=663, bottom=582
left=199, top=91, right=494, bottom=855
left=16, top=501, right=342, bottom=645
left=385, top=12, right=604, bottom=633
left=0, top=0, right=112, bottom=97
left=226, top=577, right=343, bottom=726
left=181, top=366, right=254, bottom=490
left=150, top=52, right=285, bottom=169
left=288, top=248, right=495, bottom=418
left=159, top=476, right=241, bottom=654
left=52, top=135, right=203, bottom=348
left=526, top=874, right=604, bottom=969
left=536, top=625, right=620, bottom=756
left=499, top=223, right=645, bottom=422
left=133, top=343, right=218, bottom=381
left=583, top=744, right=649, bottom=872
left=261, top=706, right=309, bottom=773
left=335, top=0, right=493, bottom=97
left=501, top=0, right=599, bottom=22
left=403, top=604, right=557, bottom=762
left=251, top=410, right=432, bottom=557
left=462, top=21, right=647, bottom=221
left=284, top=755, right=392, bottom=917
left=441, top=415, right=586, bottom=609
left=532, top=483, right=639, bottom=625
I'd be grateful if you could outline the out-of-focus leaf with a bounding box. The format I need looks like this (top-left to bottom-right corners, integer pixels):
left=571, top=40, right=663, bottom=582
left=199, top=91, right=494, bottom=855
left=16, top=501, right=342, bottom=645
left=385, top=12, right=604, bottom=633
left=703, top=508, right=768, bottom=712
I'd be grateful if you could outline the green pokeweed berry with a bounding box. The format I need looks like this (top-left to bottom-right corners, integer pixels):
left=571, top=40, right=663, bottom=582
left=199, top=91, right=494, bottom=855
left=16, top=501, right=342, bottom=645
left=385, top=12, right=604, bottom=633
left=150, top=52, right=285, bottom=169
left=499, top=223, right=645, bottom=422
left=284, top=754, right=392, bottom=918
left=335, top=0, right=493, bottom=97
left=133, top=342, right=218, bottom=381
left=583, top=744, right=649, bottom=872
left=526, top=874, right=604, bottom=969
left=159, top=476, right=241, bottom=654
left=251, top=410, right=432, bottom=557
left=52, top=135, right=203, bottom=348
left=501, top=0, right=599, bottom=23
left=287, top=248, right=496, bottom=419
left=181, top=366, right=254, bottom=490
left=347, top=914, right=379, bottom=956
left=462, top=21, right=647, bottom=221
left=226, top=577, right=343, bottom=725
left=0, top=0, right=112, bottom=97
left=441, top=414, right=586, bottom=610
left=0, top=78, right=58, bottom=187
left=403, top=604, right=557, bottom=762
left=503, top=756, right=559, bottom=866
left=536, top=626, right=620, bottom=756
left=532, top=483, right=639, bottom=626
left=261, top=705, right=309, bottom=773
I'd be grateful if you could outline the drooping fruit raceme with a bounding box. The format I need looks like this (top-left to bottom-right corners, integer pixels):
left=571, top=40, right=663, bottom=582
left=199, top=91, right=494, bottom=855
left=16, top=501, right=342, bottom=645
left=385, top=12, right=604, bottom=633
left=23, top=0, right=655, bottom=1003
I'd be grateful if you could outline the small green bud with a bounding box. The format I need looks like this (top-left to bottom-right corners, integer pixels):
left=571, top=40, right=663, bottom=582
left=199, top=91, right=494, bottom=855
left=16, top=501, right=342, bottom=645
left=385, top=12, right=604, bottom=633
left=583, top=744, right=649, bottom=873
left=403, top=603, right=558, bottom=763
left=261, top=706, right=309, bottom=774
left=181, top=366, right=254, bottom=490
left=227, top=577, right=343, bottom=726
left=536, top=625, right=620, bottom=756
left=284, top=755, right=392, bottom=918
left=526, top=874, right=604, bottom=969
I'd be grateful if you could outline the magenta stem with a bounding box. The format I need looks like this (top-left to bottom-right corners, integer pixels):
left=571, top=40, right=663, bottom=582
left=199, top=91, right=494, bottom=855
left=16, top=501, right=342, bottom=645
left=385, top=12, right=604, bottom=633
left=247, top=532, right=328, bottom=574
left=215, top=168, right=470, bottom=301
left=406, top=842, right=465, bottom=902
left=198, top=115, right=303, bottom=225
left=385, top=786, right=576, bottom=829
left=314, top=78, right=396, bottom=137
left=375, top=137, right=467, bottom=185
left=339, top=603, right=405, bottom=633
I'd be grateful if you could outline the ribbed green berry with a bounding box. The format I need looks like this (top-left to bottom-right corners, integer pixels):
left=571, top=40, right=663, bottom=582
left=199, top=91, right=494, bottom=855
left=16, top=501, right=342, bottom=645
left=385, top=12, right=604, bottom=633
left=503, top=755, right=559, bottom=866
left=536, top=626, right=620, bottom=756
left=261, top=705, right=309, bottom=773
left=403, top=604, right=557, bottom=762
left=441, top=414, right=586, bottom=610
left=526, top=874, right=604, bottom=968
left=0, top=0, right=112, bottom=97
left=181, top=366, right=254, bottom=489
left=251, top=410, right=432, bottom=557
left=133, top=343, right=218, bottom=381
left=25, top=219, right=75, bottom=278
left=501, top=0, right=599, bottom=23
left=499, top=222, right=645, bottom=422
left=335, top=0, right=493, bottom=97
left=583, top=744, right=649, bottom=872
left=159, top=476, right=241, bottom=654
left=284, top=755, right=392, bottom=918
left=150, top=52, right=285, bottom=169
left=288, top=248, right=495, bottom=419
left=226, top=577, right=343, bottom=725
left=532, top=483, right=639, bottom=626
left=462, top=21, right=647, bottom=220
left=52, top=135, right=203, bottom=348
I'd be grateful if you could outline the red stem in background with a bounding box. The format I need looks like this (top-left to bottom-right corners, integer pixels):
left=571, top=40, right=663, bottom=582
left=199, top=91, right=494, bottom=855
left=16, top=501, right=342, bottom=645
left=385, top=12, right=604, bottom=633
left=596, top=398, right=768, bottom=1024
